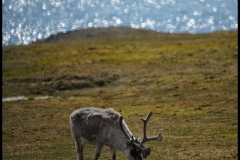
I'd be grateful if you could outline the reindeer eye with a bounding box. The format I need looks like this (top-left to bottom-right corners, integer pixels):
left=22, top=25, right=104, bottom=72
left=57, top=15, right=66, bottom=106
left=126, top=141, right=132, bottom=147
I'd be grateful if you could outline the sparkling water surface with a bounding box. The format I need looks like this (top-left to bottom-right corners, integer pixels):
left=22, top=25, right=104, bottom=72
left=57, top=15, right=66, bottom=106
left=2, top=0, right=238, bottom=46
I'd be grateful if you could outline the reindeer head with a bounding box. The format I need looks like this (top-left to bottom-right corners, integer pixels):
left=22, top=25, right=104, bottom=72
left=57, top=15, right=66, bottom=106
left=119, top=111, right=162, bottom=159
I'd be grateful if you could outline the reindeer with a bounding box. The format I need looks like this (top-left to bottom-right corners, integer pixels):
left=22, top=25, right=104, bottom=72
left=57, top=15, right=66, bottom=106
left=70, top=107, right=162, bottom=160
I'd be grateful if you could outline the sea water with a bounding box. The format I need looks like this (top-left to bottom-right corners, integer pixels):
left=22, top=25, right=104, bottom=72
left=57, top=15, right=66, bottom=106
left=2, top=0, right=238, bottom=46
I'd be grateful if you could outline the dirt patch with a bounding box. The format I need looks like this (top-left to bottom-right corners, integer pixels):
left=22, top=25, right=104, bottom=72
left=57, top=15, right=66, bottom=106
left=3, top=73, right=119, bottom=96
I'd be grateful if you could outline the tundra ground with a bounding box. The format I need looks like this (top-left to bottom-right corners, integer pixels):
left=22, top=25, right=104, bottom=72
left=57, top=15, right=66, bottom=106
left=2, top=28, right=237, bottom=159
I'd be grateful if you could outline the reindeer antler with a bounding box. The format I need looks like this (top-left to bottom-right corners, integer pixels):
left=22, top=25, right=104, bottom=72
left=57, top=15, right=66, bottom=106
left=119, top=112, right=162, bottom=159
left=119, top=116, right=132, bottom=140
left=119, top=116, right=150, bottom=158
left=140, top=111, right=162, bottom=145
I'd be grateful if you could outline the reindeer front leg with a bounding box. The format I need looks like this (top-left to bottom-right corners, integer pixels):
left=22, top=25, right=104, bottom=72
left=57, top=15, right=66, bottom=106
left=95, top=142, right=104, bottom=160
left=110, top=146, right=116, bottom=160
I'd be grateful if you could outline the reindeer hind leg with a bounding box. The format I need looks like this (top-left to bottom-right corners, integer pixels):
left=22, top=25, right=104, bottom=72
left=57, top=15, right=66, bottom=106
left=94, top=142, right=104, bottom=160
left=74, top=136, right=85, bottom=160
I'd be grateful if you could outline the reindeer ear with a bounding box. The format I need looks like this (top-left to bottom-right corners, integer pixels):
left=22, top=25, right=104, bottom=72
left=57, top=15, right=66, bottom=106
left=147, top=147, right=151, bottom=155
